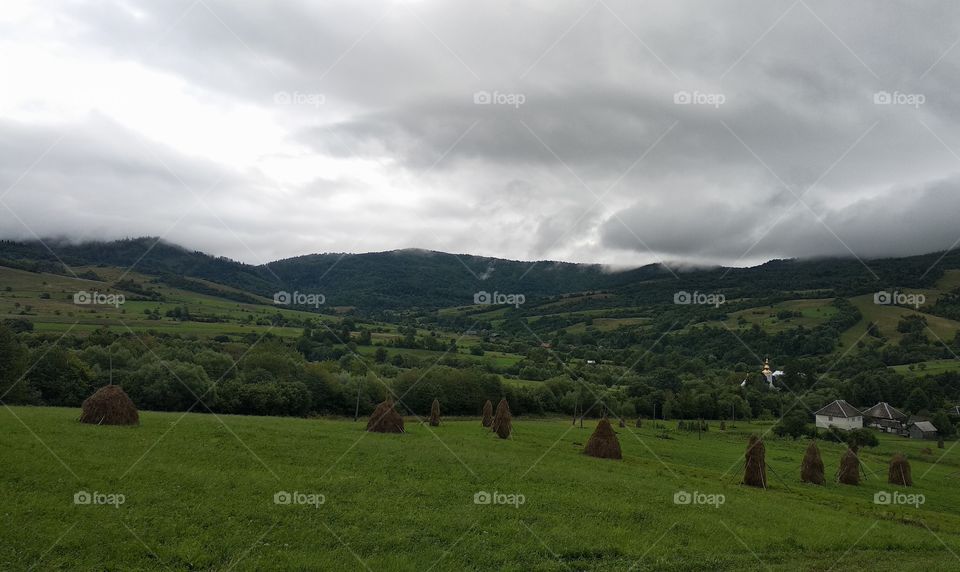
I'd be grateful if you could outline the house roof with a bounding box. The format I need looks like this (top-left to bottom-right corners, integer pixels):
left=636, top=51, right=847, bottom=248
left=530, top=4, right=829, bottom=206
left=861, top=402, right=907, bottom=420
left=911, top=421, right=938, bottom=433
left=815, top=400, right=861, bottom=418
left=878, top=418, right=904, bottom=428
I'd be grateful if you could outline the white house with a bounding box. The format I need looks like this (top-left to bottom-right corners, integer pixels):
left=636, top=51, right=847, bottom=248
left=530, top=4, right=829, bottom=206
left=814, top=400, right=863, bottom=431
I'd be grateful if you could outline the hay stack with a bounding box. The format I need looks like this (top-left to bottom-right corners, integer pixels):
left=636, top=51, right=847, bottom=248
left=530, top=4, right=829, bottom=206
left=481, top=400, right=493, bottom=427
left=429, top=399, right=441, bottom=427
left=636, top=417, right=642, bottom=428
left=837, top=448, right=860, bottom=485
left=938, top=437, right=945, bottom=449
left=366, top=398, right=405, bottom=433
left=490, top=398, right=512, bottom=439
left=79, top=385, right=139, bottom=426
left=800, top=441, right=825, bottom=485
left=619, top=418, right=626, bottom=428
left=720, top=420, right=726, bottom=431
left=584, top=416, right=622, bottom=460
left=743, top=435, right=767, bottom=488
left=888, top=453, right=912, bottom=486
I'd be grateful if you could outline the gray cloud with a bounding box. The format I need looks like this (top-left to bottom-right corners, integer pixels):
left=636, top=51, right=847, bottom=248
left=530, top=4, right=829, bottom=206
left=2, top=0, right=960, bottom=267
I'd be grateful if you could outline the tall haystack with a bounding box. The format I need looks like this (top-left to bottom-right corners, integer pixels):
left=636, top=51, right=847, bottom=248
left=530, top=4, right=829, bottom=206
left=366, top=398, right=405, bottom=433
left=743, top=435, right=767, bottom=488
left=619, top=418, right=626, bottom=428
left=481, top=400, right=493, bottom=428
left=888, top=453, right=913, bottom=486
left=837, top=448, right=860, bottom=485
left=490, top=398, right=512, bottom=439
left=800, top=441, right=825, bottom=485
left=584, top=416, right=622, bottom=460
left=720, top=420, right=726, bottom=431
left=429, top=399, right=441, bottom=427
left=79, top=385, right=139, bottom=426
left=636, top=417, right=642, bottom=428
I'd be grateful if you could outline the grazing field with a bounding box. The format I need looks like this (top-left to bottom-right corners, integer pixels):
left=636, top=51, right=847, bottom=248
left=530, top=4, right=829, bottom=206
left=4, top=408, right=960, bottom=570
left=891, top=359, right=960, bottom=377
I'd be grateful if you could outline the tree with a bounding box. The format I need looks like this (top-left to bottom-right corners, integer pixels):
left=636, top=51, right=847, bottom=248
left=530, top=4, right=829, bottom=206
left=0, top=325, right=29, bottom=403
left=906, top=387, right=930, bottom=413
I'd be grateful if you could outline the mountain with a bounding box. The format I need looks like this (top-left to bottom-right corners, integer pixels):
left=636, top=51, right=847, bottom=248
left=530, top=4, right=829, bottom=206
left=0, top=237, right=958, bottom=311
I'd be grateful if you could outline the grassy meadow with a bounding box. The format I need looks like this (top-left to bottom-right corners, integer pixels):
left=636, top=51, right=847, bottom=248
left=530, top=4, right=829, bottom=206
left=4, top=407, right=960, bottom=571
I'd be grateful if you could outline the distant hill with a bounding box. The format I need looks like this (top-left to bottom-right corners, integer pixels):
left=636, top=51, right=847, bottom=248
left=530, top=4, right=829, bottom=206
left=1, top=238, right=958, bottom=311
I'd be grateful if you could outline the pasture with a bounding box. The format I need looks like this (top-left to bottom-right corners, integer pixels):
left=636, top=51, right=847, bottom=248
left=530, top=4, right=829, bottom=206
left=3, top=407, right=960, bottom=570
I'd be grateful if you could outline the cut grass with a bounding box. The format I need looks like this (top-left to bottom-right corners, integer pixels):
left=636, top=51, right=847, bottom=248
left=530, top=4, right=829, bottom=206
left=3, top=407, right=960, bottom=570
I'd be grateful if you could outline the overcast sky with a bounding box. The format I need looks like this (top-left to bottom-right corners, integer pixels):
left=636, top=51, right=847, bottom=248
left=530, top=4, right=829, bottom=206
left=2, top=0, right=960, bottom=268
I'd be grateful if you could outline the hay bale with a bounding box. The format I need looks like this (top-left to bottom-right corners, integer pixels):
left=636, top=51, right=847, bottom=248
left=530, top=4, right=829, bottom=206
left=888, top=453, right=913, bottom=486
left=618, top=418, right=626, bottom=428
left=800, top=441, right=825, bottom=485
left=743, top=435, right=767, bottom=488
left=79, top=385, right=139, bottom=426
left=584, top=417, right=622, bottom=460
left=636, top=417, right=642, bottom=428
left=938, top=437, right=945, bottom=449
left=720, top=420, right=726, bottom=431
left=481, top=400, right=493, bottom=427
left=490, top=398, right=512, bottom=439
left=429, top=398, right=441, bottom=427
left=366, top=399, right=405, bottom=433
left=838, top=448, right=860, bottom=485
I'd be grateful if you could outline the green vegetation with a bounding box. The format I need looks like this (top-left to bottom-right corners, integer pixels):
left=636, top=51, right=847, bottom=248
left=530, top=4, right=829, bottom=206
left=4, top=408, right=960, bottom=570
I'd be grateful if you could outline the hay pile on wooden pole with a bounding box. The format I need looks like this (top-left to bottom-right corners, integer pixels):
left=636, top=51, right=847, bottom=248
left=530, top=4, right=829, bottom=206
left=837, top=448, right=860, bottom=485
left=720, top=420, right=726, bottom=431
left=636, top=417, right=642, bottom=428
left=79, top=385, right=139, bottom=426
left=429, top=399, right=441, bottom=427
left=481, top=400, right=493, bottom=427
left=584, top=416, right=622, bottom=459
left=800, top=441, right=825, bottom=485
left=490, top=398, right=512, bottom=439
left=888, top=453, right=913, bottom=486
left=366, top=398, right=405, bottom=433
left=743, top=435, right=767, bottom=488
left=619, top=418, right=626, bottom=428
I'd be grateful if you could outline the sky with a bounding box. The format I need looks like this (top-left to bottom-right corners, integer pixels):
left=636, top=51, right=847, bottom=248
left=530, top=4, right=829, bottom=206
left=2, top=0, right=960, bottom=268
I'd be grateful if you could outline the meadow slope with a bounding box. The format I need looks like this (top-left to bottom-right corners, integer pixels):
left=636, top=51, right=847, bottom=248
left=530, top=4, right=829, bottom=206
left=4, top=408, right=960, bottom=571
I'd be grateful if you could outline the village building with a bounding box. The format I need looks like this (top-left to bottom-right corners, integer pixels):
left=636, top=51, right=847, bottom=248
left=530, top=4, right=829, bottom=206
left=908, top=420, right=938, bottom=440
left=861, top=402, right=908, bottom=435
left=814, top=400, right=863, bottom=431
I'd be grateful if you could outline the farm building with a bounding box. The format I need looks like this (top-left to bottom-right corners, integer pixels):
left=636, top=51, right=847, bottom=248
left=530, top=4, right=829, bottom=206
left=861, top=402, right=907, bottom=434
left=814, top=400, right=863, bottom=431
left=908, top=421, right=938, bottom=440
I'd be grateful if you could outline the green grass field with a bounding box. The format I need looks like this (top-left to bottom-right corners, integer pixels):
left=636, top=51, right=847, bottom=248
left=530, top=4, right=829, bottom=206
left=4, top=407, right=960, bottom=571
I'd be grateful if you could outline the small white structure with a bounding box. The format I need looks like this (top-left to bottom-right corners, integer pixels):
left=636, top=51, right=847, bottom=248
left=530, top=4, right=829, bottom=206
left=814, top=400, right=863, bottom=431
